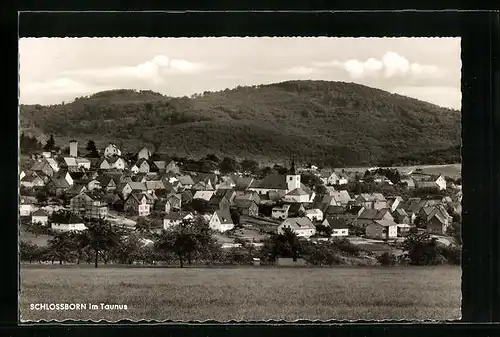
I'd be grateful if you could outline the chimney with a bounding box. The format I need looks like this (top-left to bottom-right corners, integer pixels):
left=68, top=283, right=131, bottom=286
left=69, top=140, right=78, bottom=157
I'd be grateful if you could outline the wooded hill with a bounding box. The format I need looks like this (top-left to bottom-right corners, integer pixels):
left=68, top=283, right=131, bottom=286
left=19, top=80, right=461, bottom=167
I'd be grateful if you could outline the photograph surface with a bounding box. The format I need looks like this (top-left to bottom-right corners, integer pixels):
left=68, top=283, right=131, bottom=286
left=18, top=37, right=462, bottom=322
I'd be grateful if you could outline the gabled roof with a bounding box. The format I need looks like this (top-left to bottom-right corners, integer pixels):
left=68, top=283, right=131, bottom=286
left=177, top=175, right=195, bottom=185
left=359, top=208, right=390, bottom=220
left=214, top=210, right=233, bottom=225
left=134, top=158, right=149, bottom=167
left=208, top=194, right=226, bottom=206
left=49, top=177, right=70, bottom=189
left=373, top=219, right=398, bottom=227
left=324, top=205, right=346, bottom=215
left=128, top=182, right=147, bottom=191
left=282, top=217, right=315, bottom=230
left=324, top=217, right=349, bottom=229
left=153, top=161, right=166, bottom=170
left=193, top=190, right=215, bottom=201
left=233, top=198, right=257, bottom=209
left=145, top=180, right=165, bottom=190
left=63, top=157, right=78, bottom=166
left=331, top=190, right=352, bottom=203
left=249, top=174, right=287, bottom=190
left=32, top=209, right=48, bottom=216
left=306, top=208, right=323, bottom=215
left=96, top=175, right=115, bottom=187
left=287, top=203, right=305, bottom=214
left=273, top=204, right=291, bottom=211
left=286, top=188, right=309, bottom=196
left=358, top=193, right=386, bottom=202
left=67, top=184, right=87, bottom=195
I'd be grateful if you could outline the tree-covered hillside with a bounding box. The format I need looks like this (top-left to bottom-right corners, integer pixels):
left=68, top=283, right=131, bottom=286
left=19, top=81, right=461, bottom=167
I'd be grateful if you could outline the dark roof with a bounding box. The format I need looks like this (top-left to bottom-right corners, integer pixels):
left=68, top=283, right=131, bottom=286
left=359, top=209, right=390, bottom=220
left=324, top=205, right=345, bottom=215
left=249, top=174, right=287, bottom=190
left=233, top=199, right=257, bottom=209
left=324, top=217, right=349, bottom=229
left=208, top=194, right=226, bottom=206
left=51, top=211, right=84, bottom=224
left=32, top=209, right=48, bottom=216
left=287, top=203, right=305, bottom=214
left=215, top=210, right=233, bottom=224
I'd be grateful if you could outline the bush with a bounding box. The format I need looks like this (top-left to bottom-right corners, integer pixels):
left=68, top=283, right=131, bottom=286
left=305, top=243, right=343, bottom=266
left=377, top=252, right=397, bottom=266
left=439, top=245, right=461, bottom=265
left=333, top=238, right=362, bottom=257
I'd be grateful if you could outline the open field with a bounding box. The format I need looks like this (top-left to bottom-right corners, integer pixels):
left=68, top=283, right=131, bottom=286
left=20, top=266, right=461, bottom=322
left=341, top=163, right=461, bottom=178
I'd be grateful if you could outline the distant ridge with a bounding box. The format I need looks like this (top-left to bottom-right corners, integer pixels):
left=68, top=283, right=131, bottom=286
left=19, top=80, right=461, bottom=167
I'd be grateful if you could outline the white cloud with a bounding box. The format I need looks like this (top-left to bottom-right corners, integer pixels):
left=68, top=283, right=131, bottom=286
left=312, top=51, right=443, bottom=80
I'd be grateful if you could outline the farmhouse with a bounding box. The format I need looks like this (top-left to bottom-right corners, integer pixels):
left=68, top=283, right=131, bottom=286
left=124, top=192, right=152, bottom=217
left=163, top=212, right=194, bottom=230
left=278, top=217, right=316, bottom=238
left=272, top=204, right=291, bottom=220
left=305, top=209, right=324, bottom=222
left=365, top=219, right=398, bottom=240
left=207, top=194, right=231, bottom=213
left=70, top=192, right=108, bottom=219
left=131, top=158, right=150, bottom=174
left=137, top=147, right=152, bottom=161
left=104, top=143, right=122, bottom=157
left=193, top=190, right=216, bottom=202
left=208, top=210, right=234, bottom=232
left=322, top=217, right=349, bottom=237
left=232, top=199, right=259, bottom=217
left=356, top=208, right=394, bottom=228
left=31, top=209, right=49, bottom=226
left=355, top=193, right=387, bottom=210
left=51, top=212, right=86, bottom=232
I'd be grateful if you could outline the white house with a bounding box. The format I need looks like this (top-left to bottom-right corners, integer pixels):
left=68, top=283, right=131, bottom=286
left=322, top=171, right=349, bottom=186
left=305, top=209, right=324, bottom=222
left=163, top=212, right=194, bottom=230
left=75, top=158, right=91, bottom=170
left=208, top=210, right=234, bottom=232
left=283, top=187, right=313, bottom=203
left=272, top=204, right=291, bottom=220
left=104, top=143, right=122, bottom=157
left=278, top=217, right=316, bottom=238
left=365, top=219, right=398, bottom=240
left=321, top=217, right=349, bottom=237
left=31, top=209, right=49, bottom=226
left=51, top=213, right=87, bottom=232
left=20, top=196, right=34, bottom=217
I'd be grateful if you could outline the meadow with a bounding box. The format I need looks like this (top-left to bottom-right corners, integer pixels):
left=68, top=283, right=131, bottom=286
left=20, top=266, right=461, bottom=322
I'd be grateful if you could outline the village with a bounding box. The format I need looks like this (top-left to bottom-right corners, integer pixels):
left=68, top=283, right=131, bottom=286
left=19, top=138, right=462, bottom=265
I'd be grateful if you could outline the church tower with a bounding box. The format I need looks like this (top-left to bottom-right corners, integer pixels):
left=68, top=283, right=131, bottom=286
left=286, top=158, right=301, bottom=192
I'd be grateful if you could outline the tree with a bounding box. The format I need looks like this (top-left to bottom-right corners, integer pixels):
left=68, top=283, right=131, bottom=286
left=155, top=216, right=218, bottom=267
left=315, top=224, right=332, bottom=237
left=262, top=228, right=302, bottom=262
left=191, top=198, right=209, bottom=213
left=230, top=209, right=241, bottom=226
left=305, top=242, right=342, bottom=266
left=205, top=154, right=220, bottom=163
left=46, top=232, right=77, bottom=265
left=29, top=222, right=47, bottom=238
left=111, top=232, right=143, bottom=264
left=135, top=217, right=153, bottom=233
left=377, top=252, right=397, bottom=266
left=85, top=140, right=99, bottom=158
left=79, top=218, right=121, bottom=268
left=35, top=190, right=48, bottom=205
left=240, top=159, right=260, bottom=174
left=20, top=241, right=40, bottom=263
left=43, top=135, right=55, bottom=152
left=219, top=157, right=240, bottom=174
left=402, top=232, right=446, bottom=266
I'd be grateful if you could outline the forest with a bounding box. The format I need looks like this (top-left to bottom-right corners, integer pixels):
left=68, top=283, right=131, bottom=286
left=19, top=81, right=461, bottom=167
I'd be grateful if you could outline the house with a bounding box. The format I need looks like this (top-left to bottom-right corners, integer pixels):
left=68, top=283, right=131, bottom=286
left=322, top=190, right=352, bottom=206
left=397, top=224, right=413, bottom=236
left=355, top=193, right=387, bottom=210
left=164, top=159, right=180, bottom=174
left=333, top=205, right=365, bottom=226
left=365, top=220, right=398, bottom=240
left=413, top=174, right=447, bottom=191
left=51, top=211, right=86, bottom=232
left=305, top=209, right=324, bottom=222
left=66, top=184, right=88, bottom=198
left=138, top=147, right=152, bottom=161
left=321, top=171, right=349, bottom=186
left=207, top=194, right=231, bottom=213
left=232, top=199, right=259, bottom=217
left=208, top=210, right=234, bottom=232
left=386, top=196, right=403, bottom=212
left=61, top=157, right=79, bottom=172
left=287, top=203, right=306, bottom=217
left=177, top=175, right=195, bottom=189
left=181, top=190, right=193, bottom=204
left=145, top=180, right=165, bottom=194
left=278, top=217, right=316, bottom=238
left=19, top=196, right=34, bottom=217
left=20, top=174, right=45, bottom=189
left=283, top=187, right=314, bottom=203
left=107, top=156, right=127, bottom=170
left=356, top=208, right=394, bottom=228
left=193, top=190, right=216, bottom=202
left=419, top=205, right=452, bottom=234
left=154, top=198, right=172, bottom=214
left=321, top=217, right=349, bottom=237
left=167, top=194, right=182, bottom=210
left=99, top=158, right=112, bottom=170
left=272, top=204, right=291, bottom=220
left=233, top=191, right=260, bottom=205
left=400, top=177, right=416, bottom=189
left=163, top=212, right=194, bottom=230
left=30, top=159, right=55, bottom=177
left=192, top=179, right=214, bottom=191
left=70, top=192, right=108, bottom=219
left=122, top=182, right=148, bottom=199
left=215, top=189, right=237, bottom=204
left=75, top=158, right=91, bottom=170
left=323, top=205, right=346, bottom=218
left=131, top=158, right=150, bottom=174
left=31, top=209, right=49, bottom=226
left=46, top=177, right=71, bottom=197
left=104, top=143, right=122, bottom=158
left=392, top=208, right=411, bottom=224
left=124, top=192, right=151, bottom=217
left=96, top=176, right=117, bottom=192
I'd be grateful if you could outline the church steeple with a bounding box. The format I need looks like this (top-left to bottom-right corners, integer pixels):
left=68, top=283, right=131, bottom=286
left=289, top=158, right=297, bottom=175
left=286, top=157, right=300, bottom=192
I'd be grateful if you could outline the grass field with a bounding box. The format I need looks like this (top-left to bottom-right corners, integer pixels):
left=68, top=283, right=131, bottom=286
left=20, top=266, right=461, bottom=322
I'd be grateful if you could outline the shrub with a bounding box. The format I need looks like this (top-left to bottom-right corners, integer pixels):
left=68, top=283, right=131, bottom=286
left=377, top=252, right=397, bottom=266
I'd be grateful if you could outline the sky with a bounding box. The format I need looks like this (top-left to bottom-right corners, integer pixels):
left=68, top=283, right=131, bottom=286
left=19, top=37, right=461, bottom=109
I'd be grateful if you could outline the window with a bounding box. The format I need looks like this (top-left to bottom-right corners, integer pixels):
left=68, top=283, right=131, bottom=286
left=289, top=177, right=293, bottom=181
